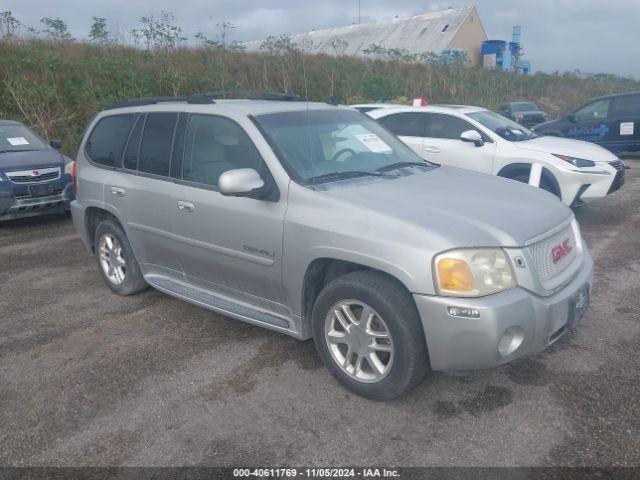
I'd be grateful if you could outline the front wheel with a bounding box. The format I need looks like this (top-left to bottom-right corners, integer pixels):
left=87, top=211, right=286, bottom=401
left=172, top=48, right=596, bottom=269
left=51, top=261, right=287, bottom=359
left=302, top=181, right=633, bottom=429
left=312, top=271, right=428, bottom=400
left=510, top=171, right=560, bottom=198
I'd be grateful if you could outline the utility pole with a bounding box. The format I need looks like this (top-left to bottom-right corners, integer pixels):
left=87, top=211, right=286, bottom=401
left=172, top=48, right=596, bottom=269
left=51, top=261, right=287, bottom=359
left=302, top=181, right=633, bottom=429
left=358, top=0, right=361, bottom=24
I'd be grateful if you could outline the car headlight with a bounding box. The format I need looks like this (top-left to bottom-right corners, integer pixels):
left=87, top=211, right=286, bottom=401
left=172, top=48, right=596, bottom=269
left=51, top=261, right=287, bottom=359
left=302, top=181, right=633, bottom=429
left=552, top=153, right=595, bottom=168
left=64, top=161, right=75, bottom=175
left=434, top=248, right=516, bottom=297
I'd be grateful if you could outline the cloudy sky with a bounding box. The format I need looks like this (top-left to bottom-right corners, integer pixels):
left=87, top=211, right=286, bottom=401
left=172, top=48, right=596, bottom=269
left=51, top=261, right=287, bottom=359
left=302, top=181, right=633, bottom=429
left=5, top=1, right=640, bottom=77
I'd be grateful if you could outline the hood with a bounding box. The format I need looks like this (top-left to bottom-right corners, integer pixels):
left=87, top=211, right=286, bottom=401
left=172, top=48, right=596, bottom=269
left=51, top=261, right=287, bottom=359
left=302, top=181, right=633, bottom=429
left=513, top=136, right=617, bottom=162
left=0, top=148, right=68, bottom=172
left=514, top=110, right=544, bottom=116
left=324, top=167, right=572, bottom=248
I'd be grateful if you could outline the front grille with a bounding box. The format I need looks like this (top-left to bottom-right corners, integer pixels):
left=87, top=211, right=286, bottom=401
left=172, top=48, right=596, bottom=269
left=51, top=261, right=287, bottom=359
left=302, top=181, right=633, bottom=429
left=607, top=160, right=625, bottom=194
left=5, top=167, right=60, bottom=184
left=528, top=225, right=577, bottom=283
left=14, top=187, right=63, bottom=201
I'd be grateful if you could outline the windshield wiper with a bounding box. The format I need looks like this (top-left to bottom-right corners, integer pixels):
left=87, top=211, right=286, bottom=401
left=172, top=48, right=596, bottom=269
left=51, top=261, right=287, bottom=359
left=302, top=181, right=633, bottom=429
left=0, top=148, right=42, bottom=153
left=376, top=161, right=431, bottom=173
left=307, top=170, right=392, bottom=184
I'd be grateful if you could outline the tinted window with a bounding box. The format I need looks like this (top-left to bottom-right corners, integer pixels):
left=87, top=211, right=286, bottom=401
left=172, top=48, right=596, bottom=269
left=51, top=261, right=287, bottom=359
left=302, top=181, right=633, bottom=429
left=139, top=113, right=178, bottom=176
left=380, top=112, right=425, bottom=137
left=574, top=99, right=610, bottom=122
left=183, top=115, right=264, bottom=187
left=85, top=114, right=135, bottom=167
left=510, top=102, right=539, bottom=112
left=123, top=115, right=144, bottom=170
left=426, top=113, right=478, bottom=140
left=611, top=95, right=640, bottom=118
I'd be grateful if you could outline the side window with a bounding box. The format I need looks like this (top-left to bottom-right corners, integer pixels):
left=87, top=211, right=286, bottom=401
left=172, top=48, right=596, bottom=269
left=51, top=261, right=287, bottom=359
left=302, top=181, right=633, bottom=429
left=123, top=114, right=144, bottom=171
left=380, top=112, right=425, bottom=137
left=574, top=99, right=610, bottom=122
left=611, top=95, right=640, bottom=118
left=426, top=113, right=479, bottom=140
left=183, top=114, right=264, bottom=187
left=138, top=113, right=178, bottom=177
left=85, top=114, right=135, bottom=167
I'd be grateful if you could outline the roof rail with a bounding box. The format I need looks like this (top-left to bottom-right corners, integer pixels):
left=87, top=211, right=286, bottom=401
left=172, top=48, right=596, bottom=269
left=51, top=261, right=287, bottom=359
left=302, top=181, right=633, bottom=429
left=105, top=90, right=306, bottom=110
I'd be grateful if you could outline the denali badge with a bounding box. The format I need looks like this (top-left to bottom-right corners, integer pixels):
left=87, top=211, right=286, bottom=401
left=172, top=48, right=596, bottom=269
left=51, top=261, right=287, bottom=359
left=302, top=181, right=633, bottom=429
left=552, top=239, right=572, bottom=263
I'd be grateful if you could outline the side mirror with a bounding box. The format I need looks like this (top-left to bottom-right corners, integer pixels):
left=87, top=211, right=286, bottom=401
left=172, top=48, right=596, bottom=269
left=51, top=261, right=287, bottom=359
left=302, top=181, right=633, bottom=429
left=460, top=130, right=484, bottom=147
left=568, top=113, right=578, bottom=123
left=50, top=138, right=62, bottom=150
left=218, top=168, right=270, bottom=199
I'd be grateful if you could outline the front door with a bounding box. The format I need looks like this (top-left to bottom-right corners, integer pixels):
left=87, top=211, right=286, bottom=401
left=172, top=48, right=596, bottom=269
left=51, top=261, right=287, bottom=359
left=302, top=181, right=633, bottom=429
left=565, top=98, right=613, bottom=145
left=421, top=113, right=496, bottom=174
left=378, top=112, right=425, bottom=156
left=170, top=113, right=287, bottom=304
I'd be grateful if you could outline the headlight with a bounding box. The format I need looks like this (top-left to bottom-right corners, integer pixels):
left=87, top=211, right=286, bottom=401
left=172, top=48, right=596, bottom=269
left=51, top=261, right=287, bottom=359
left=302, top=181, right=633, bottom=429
left=515, top=113, right=524, bottom=121
left=64, top=161, right=75, bottom=175
left=434, top=248, right=516, bottom=297
left=552, top=153, right=595, bottom=168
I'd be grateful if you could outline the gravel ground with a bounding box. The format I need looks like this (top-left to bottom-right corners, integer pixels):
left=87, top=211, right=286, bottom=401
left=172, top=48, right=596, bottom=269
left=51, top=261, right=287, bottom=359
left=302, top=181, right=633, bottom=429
left=0, top=159, right=638, bottom=467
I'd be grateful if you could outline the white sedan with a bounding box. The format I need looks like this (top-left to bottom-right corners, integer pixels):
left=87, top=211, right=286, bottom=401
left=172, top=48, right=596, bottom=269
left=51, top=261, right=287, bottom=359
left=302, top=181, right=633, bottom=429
left=367, top=105, right=626, bottom=206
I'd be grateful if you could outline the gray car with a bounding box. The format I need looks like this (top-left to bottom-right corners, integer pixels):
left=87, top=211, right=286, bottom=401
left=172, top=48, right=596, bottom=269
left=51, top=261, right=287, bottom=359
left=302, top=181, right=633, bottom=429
left=71, top=95, right=594, bottom=399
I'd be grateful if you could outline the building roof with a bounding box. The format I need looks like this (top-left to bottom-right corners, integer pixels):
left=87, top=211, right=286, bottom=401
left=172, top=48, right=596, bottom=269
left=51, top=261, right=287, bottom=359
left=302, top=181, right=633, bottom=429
left=244, top=7, right=475, bottom=57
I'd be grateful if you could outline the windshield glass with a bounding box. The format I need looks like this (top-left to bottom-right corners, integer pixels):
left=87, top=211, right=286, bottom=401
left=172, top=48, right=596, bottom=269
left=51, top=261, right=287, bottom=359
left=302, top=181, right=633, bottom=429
left=0, top=124, right=49, bottom=152
left=254, top=109, right=434, bottom=184
left=468, top=111, right=535, bottom=142
left=510, top=102, right=539, bottom=112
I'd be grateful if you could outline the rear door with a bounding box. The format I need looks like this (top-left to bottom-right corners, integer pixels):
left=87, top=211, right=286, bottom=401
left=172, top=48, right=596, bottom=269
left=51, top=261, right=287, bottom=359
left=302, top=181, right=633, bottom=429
left=170, top=113, right=287, bottom=304
left=421, top=113, right=496, bottom=173
left=609, top=94, right=640, bottom=152
left=103, top=112, right=182, bottom=276
left=378, top=112, right=425, bottom=155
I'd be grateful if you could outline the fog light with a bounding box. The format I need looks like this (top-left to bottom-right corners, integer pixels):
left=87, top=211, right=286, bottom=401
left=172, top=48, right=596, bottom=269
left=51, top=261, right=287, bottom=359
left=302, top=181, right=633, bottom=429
left=447, top=306, right=480, bottom=318
left=498, top=326, right=524, bottom=356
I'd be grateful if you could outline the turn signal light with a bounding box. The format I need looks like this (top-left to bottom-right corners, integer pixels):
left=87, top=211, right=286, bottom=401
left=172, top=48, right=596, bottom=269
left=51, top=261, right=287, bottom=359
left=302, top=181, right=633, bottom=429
left=437, top=258, right=475, bottom=293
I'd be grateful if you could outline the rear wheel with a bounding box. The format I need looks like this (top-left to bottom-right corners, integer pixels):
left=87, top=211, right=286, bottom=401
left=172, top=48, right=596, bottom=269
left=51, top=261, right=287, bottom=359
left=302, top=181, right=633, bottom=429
left=94, top=219, right=148, bottom=295
left=312, top=271, right=428, bottom=400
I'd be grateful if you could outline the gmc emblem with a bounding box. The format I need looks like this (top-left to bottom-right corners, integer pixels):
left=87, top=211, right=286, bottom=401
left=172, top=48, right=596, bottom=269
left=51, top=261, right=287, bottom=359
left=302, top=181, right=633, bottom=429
left=32, top=170, right=40, bottom=176
left=552, top=239, right=572, bottom=263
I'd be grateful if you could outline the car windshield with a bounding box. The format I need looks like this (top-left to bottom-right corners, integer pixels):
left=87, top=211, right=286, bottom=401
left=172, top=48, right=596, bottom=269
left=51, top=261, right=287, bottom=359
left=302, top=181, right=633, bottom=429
left=0, top=124, right=49, bottom=153
left=254, top=109, right=435, bottom=184
left=510, top=102, right=539, bottom=112
left=468, top=111, right=536, bottom=142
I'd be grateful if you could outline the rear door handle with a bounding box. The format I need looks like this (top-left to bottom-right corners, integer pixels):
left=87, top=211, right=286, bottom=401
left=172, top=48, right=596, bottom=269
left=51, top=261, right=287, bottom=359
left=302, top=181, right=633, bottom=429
left=177, top=200, right=195, bottom=213
left=424, top=146, right=441, bottom=154
left=110, top=186, right=126, bottom=197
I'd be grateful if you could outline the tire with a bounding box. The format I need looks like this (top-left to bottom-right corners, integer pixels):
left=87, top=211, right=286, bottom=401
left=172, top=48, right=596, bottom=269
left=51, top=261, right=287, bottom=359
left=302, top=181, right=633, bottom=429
left=94, top=218, right=148, bottom=296
left=312, top=271, right=428, bottom=400
left=510, top=171, right=560, bottom=198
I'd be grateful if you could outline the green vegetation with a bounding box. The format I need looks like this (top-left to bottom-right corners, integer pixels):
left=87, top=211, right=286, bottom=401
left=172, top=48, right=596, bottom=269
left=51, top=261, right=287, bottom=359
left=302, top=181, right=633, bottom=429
left=1, top=34, right=639, bottom=155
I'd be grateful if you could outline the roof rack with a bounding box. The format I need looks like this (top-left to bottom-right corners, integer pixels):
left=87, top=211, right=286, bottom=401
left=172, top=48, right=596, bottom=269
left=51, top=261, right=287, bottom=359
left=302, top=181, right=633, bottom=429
left=105, top=90, right=306, bottom=110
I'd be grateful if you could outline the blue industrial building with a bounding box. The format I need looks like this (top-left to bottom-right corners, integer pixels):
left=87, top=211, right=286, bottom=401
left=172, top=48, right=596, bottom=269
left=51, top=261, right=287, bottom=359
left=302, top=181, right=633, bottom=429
left=481, top=26, right=531, bottom=74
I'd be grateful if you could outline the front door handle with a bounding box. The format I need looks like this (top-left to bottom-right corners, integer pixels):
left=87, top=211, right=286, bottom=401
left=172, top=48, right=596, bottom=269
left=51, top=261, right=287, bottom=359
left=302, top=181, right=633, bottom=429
left=424, top=146, right=442, bottom=154
left=177, top=200, right=195, bottom=213
left=110, top=186, right=126, bottom=197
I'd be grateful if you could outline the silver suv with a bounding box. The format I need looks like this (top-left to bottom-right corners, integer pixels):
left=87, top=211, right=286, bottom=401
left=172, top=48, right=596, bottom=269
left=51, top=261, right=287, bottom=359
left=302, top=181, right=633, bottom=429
left=71, top=94, right=594, bottom=399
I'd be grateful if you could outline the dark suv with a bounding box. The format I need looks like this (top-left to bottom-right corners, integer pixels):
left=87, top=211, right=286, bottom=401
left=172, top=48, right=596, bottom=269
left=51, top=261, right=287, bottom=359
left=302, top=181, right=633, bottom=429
left=498, top=102, right=548, bottom=127
left=0, top=120, right=74, bottom=221
left=534, top=91, right=640, bottom=153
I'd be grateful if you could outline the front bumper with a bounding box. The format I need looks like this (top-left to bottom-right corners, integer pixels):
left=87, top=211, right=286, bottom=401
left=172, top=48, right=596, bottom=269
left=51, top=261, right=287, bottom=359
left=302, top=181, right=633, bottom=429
left=0, top=175, right=74, bottom=221
left=414, top=250, right=594, bottom=372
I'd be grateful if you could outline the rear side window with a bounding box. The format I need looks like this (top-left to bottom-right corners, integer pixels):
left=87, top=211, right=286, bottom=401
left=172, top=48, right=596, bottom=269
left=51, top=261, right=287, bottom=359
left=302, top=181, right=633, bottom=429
left=426, top=113, right=478, bottom=140
left=380, top=112, right=425, bottom=137
left=611, top=95, right=640, bottom=118
left=183, top=114, right=264, bottom=187
left=123, top=115, right=144, bottom=171
left=138, top=113, right=178, bottom=177
left=85, top=114, right=135, bottom=167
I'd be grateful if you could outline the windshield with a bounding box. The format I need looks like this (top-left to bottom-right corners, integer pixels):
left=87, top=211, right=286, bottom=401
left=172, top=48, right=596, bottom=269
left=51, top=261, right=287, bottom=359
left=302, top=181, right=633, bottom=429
left=510, top=102, right=539, bottom=112
left=254, top=109, right=434, bottom=184
left=0, top=124, right=49, bottom=153
left=468, top=111, right=536, bottom=142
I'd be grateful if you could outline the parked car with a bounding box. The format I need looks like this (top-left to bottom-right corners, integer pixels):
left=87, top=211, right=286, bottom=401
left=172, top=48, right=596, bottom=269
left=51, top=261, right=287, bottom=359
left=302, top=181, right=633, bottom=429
left=350, top=103, right=402, bottom=113
left=71, top=94, right=593, bottom=400
left=368, top=105, right=625, bottom=207
left=0, top=120, right=74, bottom=221
left=498, top=101, right=548, bottom=127
left=534, top=91, right=640, bottom=153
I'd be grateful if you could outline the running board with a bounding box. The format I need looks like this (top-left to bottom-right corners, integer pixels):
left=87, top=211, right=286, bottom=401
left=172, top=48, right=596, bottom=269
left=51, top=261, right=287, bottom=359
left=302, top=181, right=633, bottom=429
left=148, top=276, right=296, bottom=335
